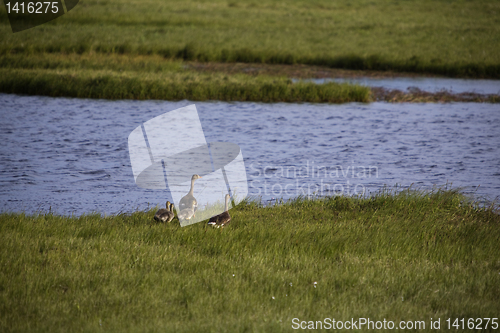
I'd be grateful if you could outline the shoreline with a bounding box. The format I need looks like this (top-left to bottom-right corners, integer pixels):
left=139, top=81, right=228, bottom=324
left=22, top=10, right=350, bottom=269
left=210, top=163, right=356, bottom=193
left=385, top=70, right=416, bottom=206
left=371, top=87, right=500, bottom=103
left=187, top=61, right=500, bottom=103
left=1, top=53, right=499, bottom=103
left=2, top=187, right=498, bottom=218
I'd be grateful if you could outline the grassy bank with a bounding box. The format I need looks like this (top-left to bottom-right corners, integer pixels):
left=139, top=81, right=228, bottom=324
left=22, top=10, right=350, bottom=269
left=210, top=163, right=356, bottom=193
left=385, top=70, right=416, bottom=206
left=1, top=0, right=500, bottom=78
left=0, top=53, right=370, bottom=102
left=1, top=189, right=499, bottom=332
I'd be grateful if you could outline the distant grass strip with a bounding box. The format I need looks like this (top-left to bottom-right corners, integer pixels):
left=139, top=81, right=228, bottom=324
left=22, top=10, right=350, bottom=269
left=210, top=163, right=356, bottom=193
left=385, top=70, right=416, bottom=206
left=1, top=0, right=500, bottom=78
left=4, top=45, right=500, bottom=79
left=0, top=68, right=370, bottom=103
left=2, top=53, right=498, bottom=103
left=0, top=54, right=370, bottom=103
left=143, top=46, right=500, bottom=79
left=1, top=189, right=499, bottom=332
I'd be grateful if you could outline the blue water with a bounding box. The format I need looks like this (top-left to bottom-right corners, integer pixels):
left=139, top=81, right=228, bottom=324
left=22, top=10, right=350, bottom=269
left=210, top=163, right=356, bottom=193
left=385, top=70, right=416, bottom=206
left=0, top=93, right=499, bottom=216
left=304, top=77, right=500, bottom=95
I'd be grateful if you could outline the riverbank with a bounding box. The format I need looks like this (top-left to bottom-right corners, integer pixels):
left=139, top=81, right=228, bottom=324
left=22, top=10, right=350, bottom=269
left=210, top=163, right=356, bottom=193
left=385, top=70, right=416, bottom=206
left=2, top=53, right=500, bottom=103
left=188, top=61, right=500, bottom=103
left=0, top=54, right=370, bottom=103
left=1, top=189, right=499, bottom=332
left=372, top=87, right=500, bottom=103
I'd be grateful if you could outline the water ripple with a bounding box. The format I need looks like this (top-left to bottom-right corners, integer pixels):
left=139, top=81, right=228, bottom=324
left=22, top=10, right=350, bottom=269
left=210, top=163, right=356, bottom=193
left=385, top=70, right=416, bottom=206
left=0, top=94, right=499, bottom=215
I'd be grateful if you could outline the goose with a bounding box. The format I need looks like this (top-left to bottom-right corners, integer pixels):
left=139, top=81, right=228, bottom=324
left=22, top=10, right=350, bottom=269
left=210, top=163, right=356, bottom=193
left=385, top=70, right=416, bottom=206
left=177, top=200, right=196, bottom=221
left=208, top=194, right=231, bottom=228
left=154, top=201, right=175, bottom=223
left=178, top=174, right=202, bottom=216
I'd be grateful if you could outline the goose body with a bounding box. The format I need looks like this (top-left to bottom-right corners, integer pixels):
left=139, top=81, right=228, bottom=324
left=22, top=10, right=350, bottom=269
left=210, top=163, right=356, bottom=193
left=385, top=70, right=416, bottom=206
left=154, top=201, right=175, bottom=223
left=178, top=200, right=196, bottom=221
left=179, top=174, right=202, bottom=215
left=208, top=194, right=231, bottom=228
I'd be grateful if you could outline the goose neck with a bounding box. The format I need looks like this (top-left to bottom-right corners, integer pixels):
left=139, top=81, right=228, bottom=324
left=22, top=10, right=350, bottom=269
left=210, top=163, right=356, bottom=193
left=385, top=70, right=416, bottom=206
left=188, top=178, right=195, bottom=195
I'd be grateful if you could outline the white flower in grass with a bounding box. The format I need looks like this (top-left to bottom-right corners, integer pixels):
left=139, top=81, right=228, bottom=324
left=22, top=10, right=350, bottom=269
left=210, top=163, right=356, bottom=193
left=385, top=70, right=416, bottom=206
left=313, top=281, right=317, bottom=288
left=272, top=296, right=275, bottom=300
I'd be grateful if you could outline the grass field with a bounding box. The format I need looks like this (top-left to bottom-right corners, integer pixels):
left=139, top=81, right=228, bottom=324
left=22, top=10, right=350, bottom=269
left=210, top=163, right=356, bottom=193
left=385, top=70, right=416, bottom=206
left=1, top=0, right=500, bottom=78
left=1, top=189, right=499, bottom=332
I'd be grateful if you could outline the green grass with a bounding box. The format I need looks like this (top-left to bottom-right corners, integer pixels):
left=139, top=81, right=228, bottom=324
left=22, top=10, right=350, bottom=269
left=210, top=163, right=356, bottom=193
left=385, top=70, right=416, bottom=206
left=0, top=53, right=370, bottom=102
left=1, top=189, right=499, bottom=332
left=1, top=0, right=499, bottom=102
left=1, top=0, right=500, bottom=78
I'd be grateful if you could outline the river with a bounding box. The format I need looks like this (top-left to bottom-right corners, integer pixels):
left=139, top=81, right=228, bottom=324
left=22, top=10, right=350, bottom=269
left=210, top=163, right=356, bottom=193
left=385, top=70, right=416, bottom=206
left=0, top=93, right=498, bottom=215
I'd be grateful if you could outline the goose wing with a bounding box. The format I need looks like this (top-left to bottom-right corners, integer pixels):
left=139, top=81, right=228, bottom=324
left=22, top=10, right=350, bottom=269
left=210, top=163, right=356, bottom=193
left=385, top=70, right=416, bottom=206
left=178, top=207, right=195, bottom=221
left=179, top=195, right=193, bottom=209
